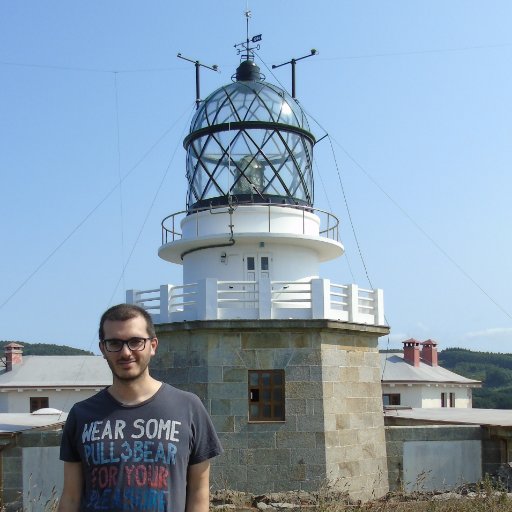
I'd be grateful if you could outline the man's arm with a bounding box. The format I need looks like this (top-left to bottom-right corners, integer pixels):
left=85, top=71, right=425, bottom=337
left=186, top=460, right=211, bottom=512
left=57, top=462, right=83, bottom=512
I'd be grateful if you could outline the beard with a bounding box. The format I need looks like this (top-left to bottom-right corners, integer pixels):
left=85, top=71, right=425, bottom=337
left=105, top=356, right=151, bottom=382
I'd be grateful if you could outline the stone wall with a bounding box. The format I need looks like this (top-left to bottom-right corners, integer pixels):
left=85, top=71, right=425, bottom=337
left=154, top=319, right=389, bottom=502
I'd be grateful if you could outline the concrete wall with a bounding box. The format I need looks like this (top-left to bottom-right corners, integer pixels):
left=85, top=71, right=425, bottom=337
left=183, top=243, right=320, bottom=284
left=0, top=389, right=103, bottom=414
left=22, top=447, right=62, bottom=512
left=0, top=430, right=63, bottom=511
left=381, top=384, right=472, bottom=408
left=385, top=425, right=483, bottom=492
left=154, top=319, right=389, bottom=502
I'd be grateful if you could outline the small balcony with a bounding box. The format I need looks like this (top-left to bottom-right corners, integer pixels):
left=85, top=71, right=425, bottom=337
left=126, top=278, right=385, bottom=326
left=161, top=203, right=341, bottom=244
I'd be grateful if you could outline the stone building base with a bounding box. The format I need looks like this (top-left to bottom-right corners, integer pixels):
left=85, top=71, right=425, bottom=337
left=154, top=319, right=389, bottom=502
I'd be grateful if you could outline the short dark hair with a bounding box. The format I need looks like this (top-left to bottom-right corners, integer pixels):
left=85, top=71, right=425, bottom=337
left=98, top=303, right=156, bottom=341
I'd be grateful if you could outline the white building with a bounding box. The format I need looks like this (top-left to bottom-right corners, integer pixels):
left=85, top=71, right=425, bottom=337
left=0, top=343, right=112, bottom=413
left=381, top=339, right=481, bottom=409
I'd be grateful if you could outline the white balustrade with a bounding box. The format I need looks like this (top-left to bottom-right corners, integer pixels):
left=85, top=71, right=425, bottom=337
left=126, top=278, right=385, bottom=325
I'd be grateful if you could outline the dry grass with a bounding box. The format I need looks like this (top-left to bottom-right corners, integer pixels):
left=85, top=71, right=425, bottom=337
left=211, top=477, right=512, bottom=512
left=316, top=480, right=512, bottom=512
left=340, top=494, right=512, bottom=512
left=3, top=479, right=511, bottom=512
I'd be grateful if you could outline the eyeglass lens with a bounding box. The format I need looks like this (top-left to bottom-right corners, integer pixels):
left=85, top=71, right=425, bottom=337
left=104, top=337, right=147, bottom=352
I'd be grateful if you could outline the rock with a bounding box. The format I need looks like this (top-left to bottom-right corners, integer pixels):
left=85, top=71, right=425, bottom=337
left=432, top=492, right=463, bottom=501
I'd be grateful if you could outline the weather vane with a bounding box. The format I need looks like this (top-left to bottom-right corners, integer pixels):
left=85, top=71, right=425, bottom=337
left=234, top=10, right=262, bottom=61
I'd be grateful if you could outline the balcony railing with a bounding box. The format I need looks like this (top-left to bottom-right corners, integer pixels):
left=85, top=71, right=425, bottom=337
left=126, top=278, right=385, bottom=326
left=161, top=203, right=340, bottom=244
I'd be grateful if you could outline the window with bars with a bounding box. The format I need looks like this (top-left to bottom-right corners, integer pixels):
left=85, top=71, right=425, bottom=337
left=248, top=370, right=285, bottom=421
left=441, top=392, right=456, bottom=408
left=30, top=396, right=49, bottom=413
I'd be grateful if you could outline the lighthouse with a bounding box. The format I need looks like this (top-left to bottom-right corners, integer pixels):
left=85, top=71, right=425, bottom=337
left=127, top=42, right=390, bottom=500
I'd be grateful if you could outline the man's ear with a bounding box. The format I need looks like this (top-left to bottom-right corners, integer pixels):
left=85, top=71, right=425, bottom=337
left=99, top=342, right=106, bottom=358
left=150, top=337, right=158, bottom=356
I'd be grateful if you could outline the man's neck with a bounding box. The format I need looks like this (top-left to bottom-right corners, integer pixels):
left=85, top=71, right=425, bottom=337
left=108, top=374, right=162, bottom=406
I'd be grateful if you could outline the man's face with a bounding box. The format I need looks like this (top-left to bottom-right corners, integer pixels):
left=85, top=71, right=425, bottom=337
left=99, top=315, right=158, bottom=383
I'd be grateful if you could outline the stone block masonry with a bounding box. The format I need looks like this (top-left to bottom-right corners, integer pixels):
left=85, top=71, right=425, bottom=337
left=154, top=319, right=390, bottom=502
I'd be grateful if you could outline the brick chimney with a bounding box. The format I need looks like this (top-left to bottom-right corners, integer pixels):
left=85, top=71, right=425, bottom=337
left=402, top=338, right=420, bottom=367
left=5, top=342, right=24, bottom=371
left=421, top=339, right=438, bottom=367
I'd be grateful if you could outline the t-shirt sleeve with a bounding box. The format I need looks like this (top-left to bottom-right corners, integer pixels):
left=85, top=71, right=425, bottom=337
left=60, top=406, right=81, bottom=462
left=189, top=395, right=223, bottom=465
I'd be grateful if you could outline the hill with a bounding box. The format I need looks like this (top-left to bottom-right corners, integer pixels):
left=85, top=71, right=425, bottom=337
left=439, top=348, right=512, bottom=409
left=0, top=340, right=93, bottom=356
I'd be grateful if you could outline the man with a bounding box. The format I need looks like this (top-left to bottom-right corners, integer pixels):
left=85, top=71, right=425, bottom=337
left=58, top=304, right=223, bottom=512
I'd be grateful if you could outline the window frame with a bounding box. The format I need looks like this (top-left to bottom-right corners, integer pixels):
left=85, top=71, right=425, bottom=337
left=30, top=396, right=49, bottom=413
left=248, top=369, right=285, bottom=422
left=382, top=393, right=401, bottom=406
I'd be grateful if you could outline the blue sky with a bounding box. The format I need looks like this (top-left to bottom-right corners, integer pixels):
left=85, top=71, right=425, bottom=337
left=1, top=1, right=511, bottom=354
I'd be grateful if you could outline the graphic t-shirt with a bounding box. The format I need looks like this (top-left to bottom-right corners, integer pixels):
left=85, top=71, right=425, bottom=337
left=60, top=383, right=223, bottom=512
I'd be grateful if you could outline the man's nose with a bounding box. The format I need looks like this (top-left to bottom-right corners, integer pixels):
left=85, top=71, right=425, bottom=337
left=119, top=343, right=133, bottom=356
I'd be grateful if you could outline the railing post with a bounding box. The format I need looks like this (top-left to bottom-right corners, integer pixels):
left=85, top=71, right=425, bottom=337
left=197, top=278, right=218, bottom=320
left=258, top=278, right=272, bottom=319
left=348, top=284, right=359, bottom=323
left=374, top=288, right=385, bottom=325
left=159, top=284, right=172, bottom=323
left=126, top=289, right=140, bottom=305
left=311, top=278, right=330, bottom=319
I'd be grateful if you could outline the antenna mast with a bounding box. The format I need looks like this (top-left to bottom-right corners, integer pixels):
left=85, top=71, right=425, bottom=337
left=272, top=49, right=318, bottom=99
left=177, top=53, right=219, bottom=109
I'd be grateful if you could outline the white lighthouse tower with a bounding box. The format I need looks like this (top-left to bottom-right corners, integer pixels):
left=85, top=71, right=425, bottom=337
left=127, top=43, right=390, bottom=500
left=158, top=57, right=343, bottom=301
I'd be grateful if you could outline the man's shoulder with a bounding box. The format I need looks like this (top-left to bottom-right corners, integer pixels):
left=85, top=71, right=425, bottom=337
left=159, top=383, right=201, bottom=402
left=158, top=383, right=206, bottom=409
left=69, top=387, right=111, bottom=413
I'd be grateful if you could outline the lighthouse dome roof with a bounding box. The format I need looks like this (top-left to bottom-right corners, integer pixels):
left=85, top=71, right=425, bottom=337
left=190, top=79, right=310, bottom=133
left=184, top=61, right=315, bottom=210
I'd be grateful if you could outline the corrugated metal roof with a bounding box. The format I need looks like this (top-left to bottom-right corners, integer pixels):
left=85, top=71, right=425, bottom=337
left=0, top=411, right=68, bottom=434
left=380, top=352, right=481, bottom=385
left=384, top=407, right=512, bottom=427
left=0, top=355, right=112, bottom=387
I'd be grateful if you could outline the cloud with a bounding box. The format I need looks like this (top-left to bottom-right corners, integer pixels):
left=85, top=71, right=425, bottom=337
left=463, top=327, right=512, bottom=339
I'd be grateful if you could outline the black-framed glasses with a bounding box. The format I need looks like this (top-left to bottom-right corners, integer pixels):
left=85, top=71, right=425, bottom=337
left=102, top=337, right=152, bottom=352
